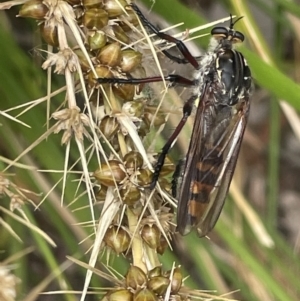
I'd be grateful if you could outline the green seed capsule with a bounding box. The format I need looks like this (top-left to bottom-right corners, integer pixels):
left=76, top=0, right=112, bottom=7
left=40, top=22, right=58, bottom=47
left=97, top=42, right=121, bottom=67
left=141, top=224, right=161, bottom=249
left=167, top=267, right=182, bottom=294
left=148, top=276, right=170, bottom=295
left=18, top=0, right=48, bottom=19
left=83, top=8, right=109, bottom=30
left=99, top=116, right=120, bottom=140
left=125, top=266, right=147, bottom=289
left=113, top=84, right=135, bottom=102
left=95, top=65, right=113, bottom=77
left=104, top=226, right=130, bottom=254
left=87, top=65, right=113, bottom=86
left=94, top=160, right=126, bottom=186
left=83, top=0, right=103, bottom=9
left=133, top=288, right=158, bottom=301
left=136, top=168, right=152, bottom=186
left=103, top=0, right=127, bottom=17
left=88, top=30, right=107, bottom=50
left=104, top=289, right=133, bottom=301
left=112, top=25, right=130, bottom=44
left=120, top=50, right=142, bottom=73
left=120, top=186, right=141, bottom=206
left=148, top=266, right=162, bottom=278
left=124, top=151, right=143, bottom=169
left=123, top=101, right=145, bottom=118
left=156, top=236, right=169, bottom=255
left=120, top=9, right=139, bottom=31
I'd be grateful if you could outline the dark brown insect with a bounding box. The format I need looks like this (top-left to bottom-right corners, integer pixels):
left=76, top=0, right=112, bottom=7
left=97, top=4, right=252, bottom=237
left=171, top=18, right=252, bottom=236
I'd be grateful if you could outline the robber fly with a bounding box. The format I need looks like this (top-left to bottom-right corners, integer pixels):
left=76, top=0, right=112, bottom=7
left=172, top=18, right=252, bottom=237
left=97, top=4, right=252, bottom=237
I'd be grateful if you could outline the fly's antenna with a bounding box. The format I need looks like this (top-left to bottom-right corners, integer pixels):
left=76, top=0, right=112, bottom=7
left=230, top=14, right=244, bottom=29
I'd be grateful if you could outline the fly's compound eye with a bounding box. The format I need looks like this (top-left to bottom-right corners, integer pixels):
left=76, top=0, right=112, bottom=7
left=232, top=31, right=245, bottom=43
left=211, top=26, right=228, bottom=39
left=211, top=26, right=245, bottom=43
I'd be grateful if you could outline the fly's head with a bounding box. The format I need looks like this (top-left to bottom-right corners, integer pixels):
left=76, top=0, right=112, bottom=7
left=210, top=14, right=245, bottom=50
left=205, top=14, right=251, bottom=106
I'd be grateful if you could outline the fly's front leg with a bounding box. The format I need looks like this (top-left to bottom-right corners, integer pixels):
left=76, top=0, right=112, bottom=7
left=129, top=3, right=200, bottom=69
left=150, top=94, right=198, bottom=189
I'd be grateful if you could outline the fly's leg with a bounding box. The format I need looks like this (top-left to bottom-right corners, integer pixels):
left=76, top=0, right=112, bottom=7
left=150, top=94, right=198, bottom=189
left=130, top=3, right=200, bottom=69
left=97, top=75, right=196, bottom=87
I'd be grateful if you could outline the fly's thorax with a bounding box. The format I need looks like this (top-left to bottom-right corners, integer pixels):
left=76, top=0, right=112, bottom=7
left=242, top=57, right=252, bottom=91
left=194, top=53, right=215, bottom=80
left=211, top=48, right=251, bottom=106
left=193, top=53, right=216, bottom=96
left=205, top=20, right=252, bottom=107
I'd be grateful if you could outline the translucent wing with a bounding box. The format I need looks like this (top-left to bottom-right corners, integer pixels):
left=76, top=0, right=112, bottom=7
left=176, top=82, right=250, bottom=237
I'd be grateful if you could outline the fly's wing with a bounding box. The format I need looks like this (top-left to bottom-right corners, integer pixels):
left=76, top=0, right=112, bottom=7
left=176, top=84, right=250, bottom=236
left=195, top=107, right=248, bottom=237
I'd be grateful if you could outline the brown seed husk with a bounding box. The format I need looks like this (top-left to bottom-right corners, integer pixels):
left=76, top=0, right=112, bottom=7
left=88, top=30, right=107, bottom=50
left=124, top=151, right=144, bottom=169
left=94, top=160, right=126, bottom=186
left=40, top=22, right=58, bottom=47
left=103, top=0, right=127, bottom=17
left=125, top=265, right=147, bottom=289
left=133, top=288, right=158, bottom=301
left=83, top=8, right=109, bottom=30
left=120, top=50, right=142, bottom=73
left=148, top=276, right=170, bottom=295
left=148, top=266, right=162, bottom=279
left=18, top=0, right=48, bottom=19
left=99, top=116, right=120, bottom=140
left=97, top=42, right=121, bottom=67
left=120, top=186, right=141, bottom=206
left=104, top=226, right=130, bottom=254
left=141, top=224, right=161, bottom=249
left=104, top=289, right=133, bottom=301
